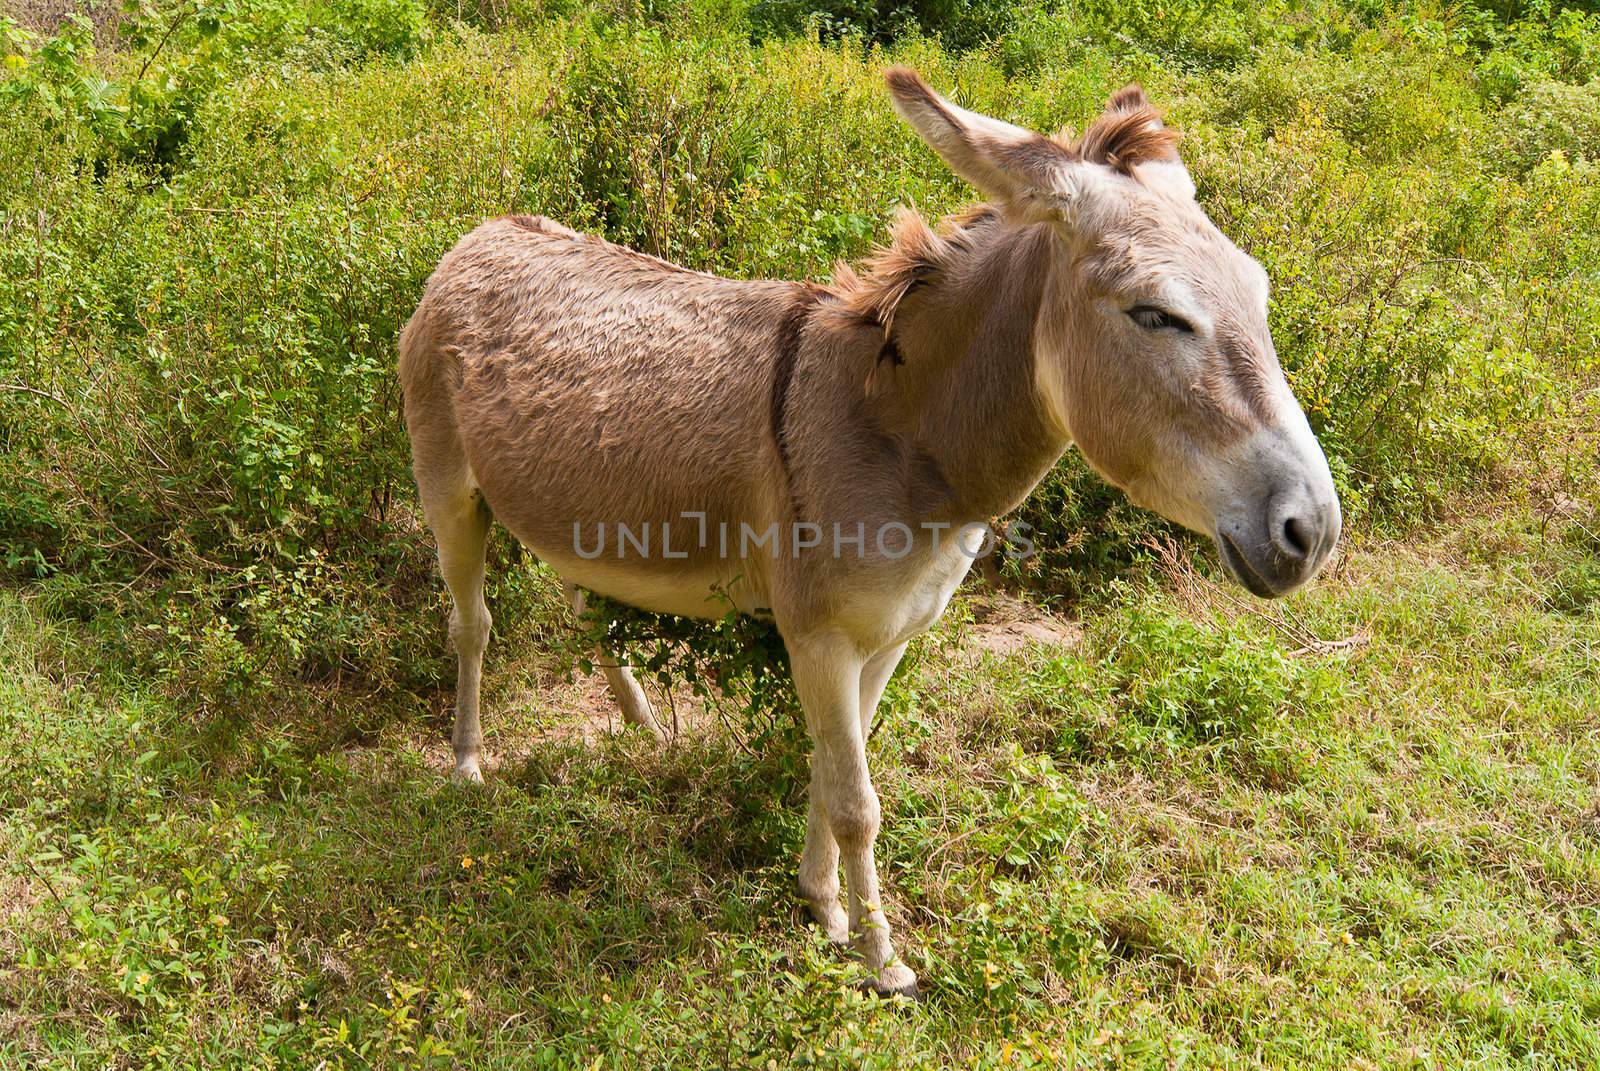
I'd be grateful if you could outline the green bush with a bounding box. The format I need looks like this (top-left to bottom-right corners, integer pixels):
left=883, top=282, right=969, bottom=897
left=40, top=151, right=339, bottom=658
left=312, top=0, right=431, bottom=56
left=1101, top=597, right=1326, bottom=744
left=1490, top=77, right=1600, bottom=172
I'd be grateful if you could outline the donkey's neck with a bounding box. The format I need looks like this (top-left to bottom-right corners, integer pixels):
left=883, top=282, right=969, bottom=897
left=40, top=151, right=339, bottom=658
left=881, top=216, right=1068, bottom=522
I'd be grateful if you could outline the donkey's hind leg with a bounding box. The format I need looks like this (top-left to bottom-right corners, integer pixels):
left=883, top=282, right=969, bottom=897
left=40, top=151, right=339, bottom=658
left=422, top=484, right=494, bottom=782
left=565, top=584, right=666, bottom=741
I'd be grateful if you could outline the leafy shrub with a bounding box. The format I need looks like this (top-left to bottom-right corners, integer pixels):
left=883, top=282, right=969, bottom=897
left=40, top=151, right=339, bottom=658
left=1102, top=600, right=1306, bottom=743
left=1005, top=455, right=1174, bottom=604
left=541, top=30, right=772, bottom=266
left=571, top=590, right=804, bottom=751
left=1472, top=3, right=1600, bottom=98
left=311, top=0, right=431, bottom=57
left=1087, top=592, right=1342, bottom=782
left=1489, top=78, right=1600, bottom=172
left=1, top=0, right=429, bottom=172
left=1, top=14, right=125, bottom=145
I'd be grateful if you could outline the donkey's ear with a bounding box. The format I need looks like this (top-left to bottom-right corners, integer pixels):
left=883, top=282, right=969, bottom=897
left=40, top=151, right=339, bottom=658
left=1080, top=83, right=1193, bottom=199
left=1106, top=84, right=1151, bottom=113
left=885, top=67, right=1075, bottom=219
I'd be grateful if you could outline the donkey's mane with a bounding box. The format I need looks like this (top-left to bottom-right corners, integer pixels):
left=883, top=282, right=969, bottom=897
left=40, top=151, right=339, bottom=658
left=825, top=204, right=997, bottom=334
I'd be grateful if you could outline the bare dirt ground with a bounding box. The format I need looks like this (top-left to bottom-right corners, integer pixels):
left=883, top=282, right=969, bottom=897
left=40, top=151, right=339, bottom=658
left=959, top=589, right=1083, bottom=658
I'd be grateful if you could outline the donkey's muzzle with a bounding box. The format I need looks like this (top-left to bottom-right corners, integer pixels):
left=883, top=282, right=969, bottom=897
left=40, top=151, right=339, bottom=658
left=1215, top=490, right=1341, bottom=598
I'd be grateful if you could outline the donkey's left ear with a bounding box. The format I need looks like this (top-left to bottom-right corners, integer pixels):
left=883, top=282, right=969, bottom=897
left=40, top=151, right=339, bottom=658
left=1106, top=85, right=1152, bottom=113
left=1085, top=83, right=1194, bottom=201
left=885, top=67, right=1080, bottom=222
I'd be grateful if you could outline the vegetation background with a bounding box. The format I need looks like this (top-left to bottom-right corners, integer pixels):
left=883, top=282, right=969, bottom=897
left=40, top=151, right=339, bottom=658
left=2, top=0, right=1599, bottom=1063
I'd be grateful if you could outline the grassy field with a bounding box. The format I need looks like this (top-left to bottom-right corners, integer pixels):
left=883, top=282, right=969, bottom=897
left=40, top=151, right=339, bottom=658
left=4, top=0, right=1600, bottom=1064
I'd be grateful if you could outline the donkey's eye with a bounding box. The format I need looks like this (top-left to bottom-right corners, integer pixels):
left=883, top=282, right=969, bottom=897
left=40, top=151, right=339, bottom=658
left=1127, top=305, right=1194, bottom=333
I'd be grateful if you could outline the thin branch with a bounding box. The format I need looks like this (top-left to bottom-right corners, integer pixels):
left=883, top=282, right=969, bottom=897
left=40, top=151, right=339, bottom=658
left=0, top=382, right=71, bottom=410
left=1287, top=632, right=1369, bottom=657
left=20, top=853, right=70, bottom=927
left=134, top=3, right=195, bottom=84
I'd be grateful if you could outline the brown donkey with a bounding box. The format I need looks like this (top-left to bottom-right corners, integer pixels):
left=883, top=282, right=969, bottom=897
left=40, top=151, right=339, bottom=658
left=399, top=69, right=1341, bottom=997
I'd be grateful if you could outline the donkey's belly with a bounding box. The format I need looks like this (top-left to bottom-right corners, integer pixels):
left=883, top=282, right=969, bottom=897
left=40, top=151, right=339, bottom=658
left=508, top=532, right=773, bottom=621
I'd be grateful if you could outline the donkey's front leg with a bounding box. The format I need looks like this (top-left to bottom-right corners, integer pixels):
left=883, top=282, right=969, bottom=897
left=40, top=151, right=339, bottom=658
left=797, top=639, right=911, bottom=944
left=790, top=633, right=918, bottom=998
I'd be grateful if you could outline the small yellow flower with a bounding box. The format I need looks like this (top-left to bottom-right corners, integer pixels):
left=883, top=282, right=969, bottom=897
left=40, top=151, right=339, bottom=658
left=600, top=992, right=612, bottom=1004
left=1341, top=931, right=1355, bottom=946
left=136, top=972, right=152, bottom=986
left=461, top=855, right=474, bottom=869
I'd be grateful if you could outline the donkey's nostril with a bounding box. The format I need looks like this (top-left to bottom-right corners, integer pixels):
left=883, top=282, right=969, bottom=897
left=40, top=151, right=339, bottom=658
left=1222, top=498, right=1336, bottom=598
left=1282, top=515, right=1312, bottom=560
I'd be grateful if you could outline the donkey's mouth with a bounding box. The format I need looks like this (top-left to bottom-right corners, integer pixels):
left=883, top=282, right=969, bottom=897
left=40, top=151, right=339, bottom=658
left=1216, top=531, right=1281, bottom=599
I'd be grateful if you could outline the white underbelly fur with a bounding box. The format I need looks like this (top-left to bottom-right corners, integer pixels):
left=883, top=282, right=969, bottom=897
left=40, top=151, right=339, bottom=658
left=532, top=546, right=770, bottom=620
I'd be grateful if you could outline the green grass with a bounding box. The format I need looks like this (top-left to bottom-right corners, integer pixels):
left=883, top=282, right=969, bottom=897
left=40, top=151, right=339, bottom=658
left=3, top=514, right=1597, bottom=1068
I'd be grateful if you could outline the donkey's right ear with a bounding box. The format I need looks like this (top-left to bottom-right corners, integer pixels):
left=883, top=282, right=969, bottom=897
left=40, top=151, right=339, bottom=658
left=885, top=67, right=1077, bottom=221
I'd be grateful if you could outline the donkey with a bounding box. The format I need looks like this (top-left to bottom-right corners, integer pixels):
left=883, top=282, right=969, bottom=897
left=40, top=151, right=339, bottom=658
left=399, top=69, right=1341, bottom=997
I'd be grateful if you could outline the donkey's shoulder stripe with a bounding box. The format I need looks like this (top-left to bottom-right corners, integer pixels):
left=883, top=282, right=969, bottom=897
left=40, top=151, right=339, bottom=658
left=769, top=287, right=824, bottom=520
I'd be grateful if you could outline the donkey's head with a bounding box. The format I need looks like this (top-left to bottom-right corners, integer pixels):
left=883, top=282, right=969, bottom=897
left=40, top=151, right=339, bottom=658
left=886, top=68, right=1340, bottom=597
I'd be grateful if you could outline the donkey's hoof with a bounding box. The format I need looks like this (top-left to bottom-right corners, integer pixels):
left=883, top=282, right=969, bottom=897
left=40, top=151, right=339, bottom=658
left=860, top=962, right=919, bottom=1001
left=451, top=756, right=484, bottom=784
